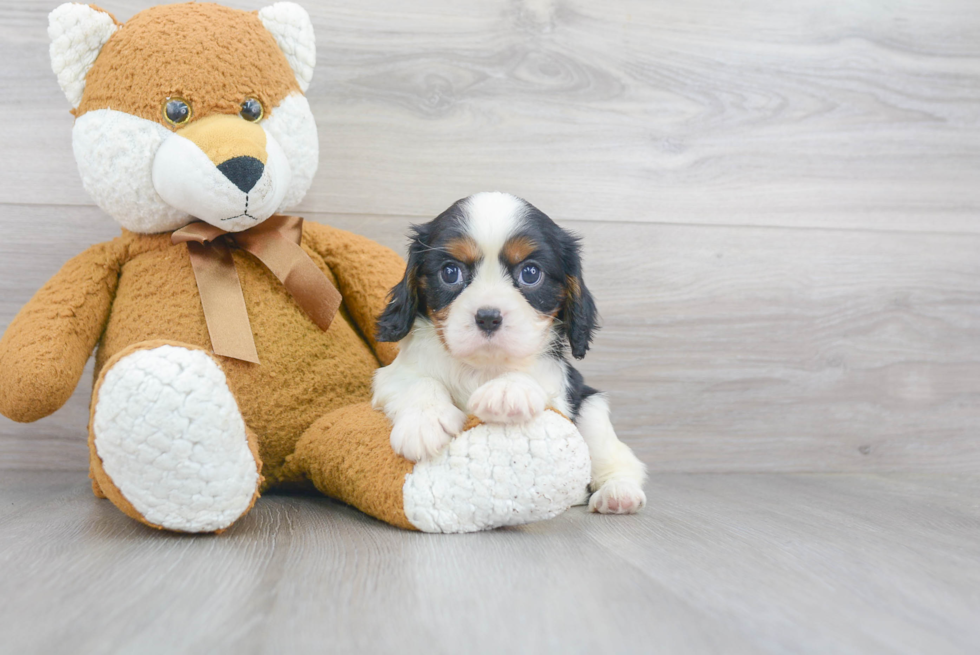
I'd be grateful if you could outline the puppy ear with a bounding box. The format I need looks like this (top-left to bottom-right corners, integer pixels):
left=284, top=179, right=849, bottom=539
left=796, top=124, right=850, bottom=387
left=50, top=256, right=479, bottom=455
left=375, top=225, right=427, bottom=343
left=559, top=230, right=598, bottom=359
left=258, top=3, right=316, bottom=92
left=49, top=3, right=119, bottom=108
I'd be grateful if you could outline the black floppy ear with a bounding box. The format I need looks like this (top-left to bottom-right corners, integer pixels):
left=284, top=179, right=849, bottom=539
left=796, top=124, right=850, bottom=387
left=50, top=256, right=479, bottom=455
left=559, top=229, right=598, bottom=359
left=375, top=225, right=428, bottom=343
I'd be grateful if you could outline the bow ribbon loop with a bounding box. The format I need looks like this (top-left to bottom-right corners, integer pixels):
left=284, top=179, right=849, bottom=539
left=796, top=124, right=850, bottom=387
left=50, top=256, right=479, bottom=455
left=172, top=215, right=342, bottom=364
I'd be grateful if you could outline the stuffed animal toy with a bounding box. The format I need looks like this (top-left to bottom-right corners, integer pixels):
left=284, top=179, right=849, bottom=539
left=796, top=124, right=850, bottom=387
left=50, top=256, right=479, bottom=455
left=0, top=2, right=590, bottom=533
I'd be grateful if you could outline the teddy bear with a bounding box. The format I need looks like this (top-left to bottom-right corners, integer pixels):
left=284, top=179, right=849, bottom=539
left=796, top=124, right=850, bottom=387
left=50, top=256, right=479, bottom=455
left=0, top=2, right=590, bottom=533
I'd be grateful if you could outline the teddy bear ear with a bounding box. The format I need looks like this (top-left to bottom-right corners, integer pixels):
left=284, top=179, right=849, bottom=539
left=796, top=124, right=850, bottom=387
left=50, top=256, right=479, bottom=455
left=48, top=3, right=119, bottom=108
left=258, top=3, right=316, bottom=93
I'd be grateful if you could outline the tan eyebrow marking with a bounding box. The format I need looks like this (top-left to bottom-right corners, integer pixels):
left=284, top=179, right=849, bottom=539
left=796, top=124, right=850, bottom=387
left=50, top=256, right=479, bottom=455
left=501, top=235, right=537, bottom=266
left=444, top=236, right=481, bottom=264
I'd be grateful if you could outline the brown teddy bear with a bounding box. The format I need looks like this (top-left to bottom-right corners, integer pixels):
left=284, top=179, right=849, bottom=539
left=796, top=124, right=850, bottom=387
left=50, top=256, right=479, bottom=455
left=0, top=2, right=590, bottom=533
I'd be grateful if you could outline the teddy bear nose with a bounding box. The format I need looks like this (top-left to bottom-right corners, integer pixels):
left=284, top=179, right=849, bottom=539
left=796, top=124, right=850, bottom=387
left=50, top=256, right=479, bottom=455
left=217, top=156, right=265, bottom=193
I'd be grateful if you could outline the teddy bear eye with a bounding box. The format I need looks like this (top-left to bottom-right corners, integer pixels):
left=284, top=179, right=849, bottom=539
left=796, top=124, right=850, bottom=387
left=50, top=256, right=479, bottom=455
left=240, top=98, right=264, bottom=122
left=163, top=98, right=191, bottom=126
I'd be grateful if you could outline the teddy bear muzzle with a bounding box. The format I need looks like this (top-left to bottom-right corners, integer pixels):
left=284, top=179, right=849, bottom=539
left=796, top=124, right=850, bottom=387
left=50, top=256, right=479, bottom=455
left=152, top=113, right=292, bottom=232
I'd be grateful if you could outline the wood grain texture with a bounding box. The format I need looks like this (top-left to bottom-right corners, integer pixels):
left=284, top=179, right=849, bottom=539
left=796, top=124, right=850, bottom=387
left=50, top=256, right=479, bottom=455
left=1, top=470, right=978, bottom=654
left=1, top=0, right=979, bottom=472
left=2, top=207, right=978, bottom=473
left=1, top=0, right=979, bottom=231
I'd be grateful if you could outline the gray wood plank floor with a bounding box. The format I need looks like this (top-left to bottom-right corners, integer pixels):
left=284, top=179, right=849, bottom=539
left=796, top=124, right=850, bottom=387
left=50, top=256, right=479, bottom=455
left=1, top=470, right=978, bottom=655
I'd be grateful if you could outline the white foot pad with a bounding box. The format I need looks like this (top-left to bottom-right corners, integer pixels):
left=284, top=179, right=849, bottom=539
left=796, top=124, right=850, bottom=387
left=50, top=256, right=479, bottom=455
left=92, top=345, right=259, bottom=532
left=402, top=411, right=591, bottom=533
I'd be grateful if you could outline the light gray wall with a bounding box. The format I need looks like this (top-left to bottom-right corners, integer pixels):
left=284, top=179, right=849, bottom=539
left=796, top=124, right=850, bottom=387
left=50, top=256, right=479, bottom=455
left=2, top=0, right=978, bottom=472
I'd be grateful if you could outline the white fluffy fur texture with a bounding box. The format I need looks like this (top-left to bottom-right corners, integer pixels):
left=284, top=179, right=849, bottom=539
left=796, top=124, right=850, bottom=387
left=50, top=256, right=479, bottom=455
left=443, top=193, right=551, bottom=366
left=48, top=3, right=118, bottom=108
left=402, top=411, right=591, bottom=533
left=71, top=94, right=317, bottom=234
left=152, top=125, right=291, bottom=232
left=92, top=345, right=259, bottom=533
left=258, top=2, right=316, bottom=92
left=577, top=395, right=648, bottom=514
left=374, top=191, right=648, bottom=514
left=73, top=109, right=190, bottom=233
left=263, top=94, right=319, bottom=211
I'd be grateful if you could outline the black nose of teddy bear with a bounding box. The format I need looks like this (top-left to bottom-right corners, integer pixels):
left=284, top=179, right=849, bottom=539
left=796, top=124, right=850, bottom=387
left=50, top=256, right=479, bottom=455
left=217, top=156, right=265, bottom=193
left=475, top=307, right=503, bottom=335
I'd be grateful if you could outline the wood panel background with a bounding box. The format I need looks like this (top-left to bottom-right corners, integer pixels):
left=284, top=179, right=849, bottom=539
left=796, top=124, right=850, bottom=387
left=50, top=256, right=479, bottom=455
left=1, top=0, right=978, bottom=472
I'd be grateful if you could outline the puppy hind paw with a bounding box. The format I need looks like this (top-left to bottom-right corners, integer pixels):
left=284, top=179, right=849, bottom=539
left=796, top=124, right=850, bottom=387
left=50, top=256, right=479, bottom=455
left=589, top=479, right=647, bottom=515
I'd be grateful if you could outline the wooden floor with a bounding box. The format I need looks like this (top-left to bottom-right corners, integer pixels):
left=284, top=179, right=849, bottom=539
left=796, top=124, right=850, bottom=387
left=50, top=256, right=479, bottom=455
left=1, top=470, right=978, bottom=655
left=2, top=0, right=979, bottom=653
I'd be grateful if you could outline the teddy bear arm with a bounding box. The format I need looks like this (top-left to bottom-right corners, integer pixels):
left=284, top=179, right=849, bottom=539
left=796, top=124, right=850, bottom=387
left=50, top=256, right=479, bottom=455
left=0, top=240, right=124, bottom=423
left=302, top=221, right=405, bottom=365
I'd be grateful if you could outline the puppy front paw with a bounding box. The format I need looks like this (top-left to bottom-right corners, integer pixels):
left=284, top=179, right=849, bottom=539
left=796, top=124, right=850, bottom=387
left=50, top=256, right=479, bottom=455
left=589, top=479, right=647, bottom=515
left=467, top=374, right=548, bottom=425
left=391, top=404, right=467, bottom=463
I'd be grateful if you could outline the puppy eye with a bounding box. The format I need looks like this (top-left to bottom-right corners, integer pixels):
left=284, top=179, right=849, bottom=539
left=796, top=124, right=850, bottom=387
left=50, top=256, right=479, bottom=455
left=163, top=98, right=191, bottom=126
left=519, top=264, right=543, bottom=287
left=240, top=98, right=264, bottom=122
left=441, top=263, right=463, bottom=285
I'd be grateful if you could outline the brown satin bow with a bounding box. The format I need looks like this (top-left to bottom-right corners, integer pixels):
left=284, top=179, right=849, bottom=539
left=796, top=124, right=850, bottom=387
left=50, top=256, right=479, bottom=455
left=172, top=215, right=342, bottom=364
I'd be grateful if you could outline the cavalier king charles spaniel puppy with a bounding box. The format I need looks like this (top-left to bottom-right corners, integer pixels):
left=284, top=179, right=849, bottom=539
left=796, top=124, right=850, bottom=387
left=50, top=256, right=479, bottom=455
left=372, top=192, right=647, bottom=514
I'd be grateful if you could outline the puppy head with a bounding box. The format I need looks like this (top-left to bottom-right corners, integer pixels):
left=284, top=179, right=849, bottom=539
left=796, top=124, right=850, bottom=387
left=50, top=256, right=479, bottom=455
left=50, top=2, right=318, bottom=233
left=377, top=192, right=598, bottom=365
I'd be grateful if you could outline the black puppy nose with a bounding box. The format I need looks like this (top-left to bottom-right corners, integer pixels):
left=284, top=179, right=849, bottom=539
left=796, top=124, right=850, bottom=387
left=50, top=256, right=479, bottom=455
left=217, top=156, right=265, bottom=193
left=475, top=307, right=503, bottom=335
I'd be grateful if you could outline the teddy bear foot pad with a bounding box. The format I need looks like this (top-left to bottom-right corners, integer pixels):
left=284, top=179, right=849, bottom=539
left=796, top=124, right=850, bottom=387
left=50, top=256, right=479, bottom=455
left=402, top=411, right=592, bottom=533
left=91, top=344, right=260, bottom=532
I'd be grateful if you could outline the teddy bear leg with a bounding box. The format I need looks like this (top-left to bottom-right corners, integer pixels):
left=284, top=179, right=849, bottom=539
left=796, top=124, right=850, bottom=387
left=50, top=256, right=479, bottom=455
left=284, top=403, right=592, bottom=533
left=88, top=341, right=262, bottom=533
left=90, top=475, right=106, bottom=499
left=284, top=403, right=418, bottom=530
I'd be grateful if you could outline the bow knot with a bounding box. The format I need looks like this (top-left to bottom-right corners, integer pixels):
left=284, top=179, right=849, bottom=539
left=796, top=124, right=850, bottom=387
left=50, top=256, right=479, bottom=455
left=172, top=215, right=342, bottom=364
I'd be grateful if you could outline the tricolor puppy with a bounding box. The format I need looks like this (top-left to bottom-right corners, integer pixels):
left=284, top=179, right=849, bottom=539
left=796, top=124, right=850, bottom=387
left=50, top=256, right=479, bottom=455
left=372, top=192, right=647, bottom=514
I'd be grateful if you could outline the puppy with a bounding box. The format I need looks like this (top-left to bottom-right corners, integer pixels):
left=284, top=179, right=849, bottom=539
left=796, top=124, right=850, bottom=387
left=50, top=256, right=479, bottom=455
left=372, top=192, right=647, bottom=514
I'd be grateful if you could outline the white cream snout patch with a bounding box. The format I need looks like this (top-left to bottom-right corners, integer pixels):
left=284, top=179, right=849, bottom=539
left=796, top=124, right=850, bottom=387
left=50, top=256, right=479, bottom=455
left=442, top=268, right=553, bottom=366
left=152, top=128, right=291, bottom=232
left=70, top=94, right=318, bottom=234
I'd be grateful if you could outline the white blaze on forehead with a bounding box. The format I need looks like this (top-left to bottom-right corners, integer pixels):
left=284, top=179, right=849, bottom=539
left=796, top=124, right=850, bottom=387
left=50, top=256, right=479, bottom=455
left=461, top=192, right=528, bottom=261
left=440, top=192, right=551, bottom=366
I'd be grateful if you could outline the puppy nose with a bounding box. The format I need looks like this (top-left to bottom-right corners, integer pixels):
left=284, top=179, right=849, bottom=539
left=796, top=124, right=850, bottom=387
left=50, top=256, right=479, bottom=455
left=217, top=156, right=265, bottom=193
left=474, top=307, right=502, bottom=335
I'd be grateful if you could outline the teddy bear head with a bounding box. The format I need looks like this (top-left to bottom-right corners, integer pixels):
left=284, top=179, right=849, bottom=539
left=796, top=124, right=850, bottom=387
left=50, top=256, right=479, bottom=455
left=49, top=2, right=318, bottom=234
